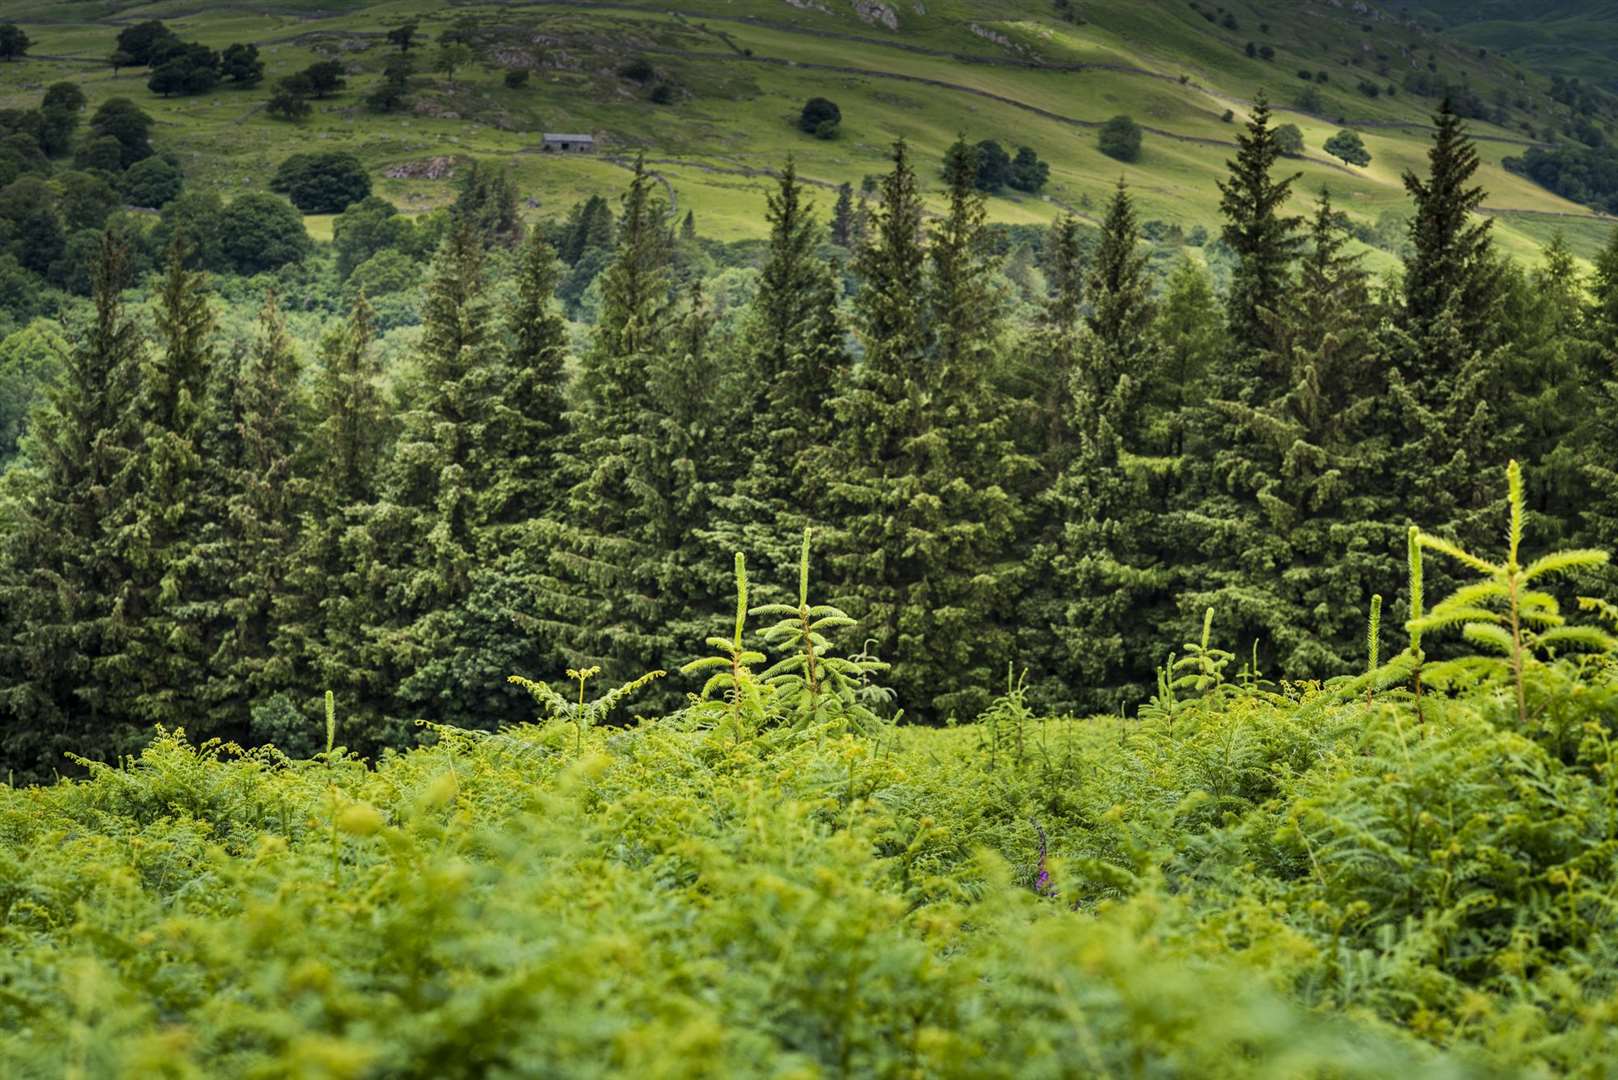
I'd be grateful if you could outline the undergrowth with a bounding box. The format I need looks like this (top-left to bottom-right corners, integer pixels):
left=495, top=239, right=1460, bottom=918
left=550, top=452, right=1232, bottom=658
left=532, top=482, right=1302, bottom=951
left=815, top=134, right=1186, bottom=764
left=4, top=467, right=1618, bottom=1077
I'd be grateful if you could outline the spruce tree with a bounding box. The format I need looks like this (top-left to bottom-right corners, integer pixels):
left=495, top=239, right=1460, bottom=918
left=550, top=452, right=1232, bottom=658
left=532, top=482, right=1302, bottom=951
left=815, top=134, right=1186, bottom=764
left=1401, top=100, right=1506, bottom=365
left=1500, top=235, right=1586, bottom=543
left=823, top=140, right=931, bottom=713
left=1045, top=179, right=1179, bottom=711
left=708, top=160, right=851, bottom=591
left=204, top=292, right=307, bottom=729
left=1582, top=228, right=1618, bottom=561
left=1217, top=92, right=1302, bottom=359
left=102, top=237, right=216, bottom=733
left=830, top=182, right=854, bottom=247
left=365, top=219, right=555, bottom=738
left=0, top=235, right=144, bottom=777
left=1186, top=191, right=1398, bottom=676
left=1386, top=101, right=1510, bottom=543
left=827, top=139, right=1026, bottom=719
left=539, top=156, right=692, bottom=692
left=267, top=294, right=388, bottom=753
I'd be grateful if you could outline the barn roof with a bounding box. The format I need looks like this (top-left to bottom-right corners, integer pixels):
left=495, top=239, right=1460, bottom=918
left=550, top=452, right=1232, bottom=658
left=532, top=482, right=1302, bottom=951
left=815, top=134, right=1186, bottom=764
left=543, top=133, right=594, bottom=141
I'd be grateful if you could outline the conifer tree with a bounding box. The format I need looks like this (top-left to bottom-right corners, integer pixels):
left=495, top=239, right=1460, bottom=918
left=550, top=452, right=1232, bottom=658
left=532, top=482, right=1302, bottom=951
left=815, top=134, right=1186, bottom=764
left=365, top=219, right=550, bottom=738
left=708, top=160, right=851, bottom=590
left=539, top=156, right=691, bottom=690
left=827, top=139, right=1025, bottom=719
left=1385, top=102, right=1511, bottom=542
left=1401, top=100, right=1506, bottom=366
left=823, top=140, right=931, bottom=712
left=1186, top=191, right=1398, bottom=675
left=103, top=237, right=216, bottom=732
left=1500, top=235, right=1586, bottom=542
left=486, top=229, right=570, bottom=526
left=1045, top=179, right=1178, bottom=710
left=203, top=292, right=307, bottom=728
left=267, top=294, right=388, bottom=751
left=830, top=182, right=854, bottom=246
left=0, top=235, right=144, bottom=776
left=1582, top=228, right=1618, bottom=560
left=1018, top=212, right=1089, bottom=480
left=1217, top=92, right=1302, bottom=359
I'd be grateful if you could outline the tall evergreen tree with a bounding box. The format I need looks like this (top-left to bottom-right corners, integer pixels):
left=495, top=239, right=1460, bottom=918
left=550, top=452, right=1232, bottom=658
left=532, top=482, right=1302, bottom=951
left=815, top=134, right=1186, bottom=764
left=0, top=235, right=145, bottom=777
left=103, top=237, right=216, bottom=732
left=709, top=160, right=851, bottom=590
left=539, top=156, right=694, bottom=691
left=1401, top=100, right=1506, bottom=365
left=1217, top=92, right=1302, bottom=359
left=267, top=295, right=388, bottom=752
left=826, top=139, right=1026, bottom=719
left=365, top=219, right=554, bottom=738
left=1386, top=101, right=1510, bottom=543
left=1582, top=228, right=1618, bottom=561
left=830, top=182, right=854, bottom=247
left=1188, top=192, right=1398, bottom=676
left=203, top=292, right=307, bottom=730
left=1045, top=179, right=1178, bottom=711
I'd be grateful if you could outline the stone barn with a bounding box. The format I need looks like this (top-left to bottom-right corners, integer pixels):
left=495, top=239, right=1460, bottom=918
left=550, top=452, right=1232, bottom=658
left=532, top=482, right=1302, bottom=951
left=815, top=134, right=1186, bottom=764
left=541, top=133, right=595, bottom=153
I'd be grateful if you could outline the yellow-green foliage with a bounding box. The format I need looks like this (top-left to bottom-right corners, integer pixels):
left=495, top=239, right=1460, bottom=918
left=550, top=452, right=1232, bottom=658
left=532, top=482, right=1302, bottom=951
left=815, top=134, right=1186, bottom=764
left=6, top=644, right=1618, bottom=1075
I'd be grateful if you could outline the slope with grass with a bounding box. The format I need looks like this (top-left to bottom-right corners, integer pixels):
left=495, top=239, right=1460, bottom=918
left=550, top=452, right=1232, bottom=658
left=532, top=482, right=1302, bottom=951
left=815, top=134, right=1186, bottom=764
left=1, top=0, right=1612, bottom=261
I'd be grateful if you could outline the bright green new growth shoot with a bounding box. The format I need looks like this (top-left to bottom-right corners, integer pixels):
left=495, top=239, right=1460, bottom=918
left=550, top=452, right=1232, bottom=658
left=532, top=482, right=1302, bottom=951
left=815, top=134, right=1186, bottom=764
left=1409, top=460, right=1613, bottom=725
left=1366, top=594, right=1382, bottom=703
left=324, top=689, right=336, bottom=759
left=752, top=528, right=890, bottom=735
left=681, top=552, right=769, bottom=737
left=509, top=666, right=666, bottom=752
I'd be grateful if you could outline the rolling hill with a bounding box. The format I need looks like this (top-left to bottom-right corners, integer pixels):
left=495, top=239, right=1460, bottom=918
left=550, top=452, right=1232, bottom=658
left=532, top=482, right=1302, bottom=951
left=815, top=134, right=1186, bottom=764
left=2, top=0, right=1614, bottom=262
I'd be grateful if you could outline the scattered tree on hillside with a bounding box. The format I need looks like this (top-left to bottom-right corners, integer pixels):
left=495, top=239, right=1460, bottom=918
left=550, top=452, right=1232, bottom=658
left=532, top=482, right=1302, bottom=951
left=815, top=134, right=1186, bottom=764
left=1325, top=129, right=1371, bottom=166
left=799, top=97, right=842, bottom=138
left=435, top=42, right=474, bottom=85
left=220, top=43, right=264, bottom=86
left=1273, top=123, right=1305, bottom=157
left=266, top=81, right=312, bottom=122
left=387, top=21, right=420, bottom=52
left=0, top=24, right=32, bottom=63
left=271, top=152, right=372, bottom=214
left=1099, top=115, right=1143, bottom=162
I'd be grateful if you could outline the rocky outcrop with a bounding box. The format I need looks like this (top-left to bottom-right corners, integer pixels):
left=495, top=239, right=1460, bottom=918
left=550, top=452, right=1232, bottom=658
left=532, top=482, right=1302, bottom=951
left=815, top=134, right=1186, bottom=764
left=849, top=0, right=899, bottom=30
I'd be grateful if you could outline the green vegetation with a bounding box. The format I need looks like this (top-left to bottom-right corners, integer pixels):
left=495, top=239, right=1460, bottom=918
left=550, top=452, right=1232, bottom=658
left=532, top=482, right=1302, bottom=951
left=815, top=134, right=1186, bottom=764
left=1325, top=128, right=1372, bottom=167
left=1098, top=114, right=1143, bottom=162
left=5, top=470, right=1618, bottom=1075
left=3, top=3, right=1618, bottom=1070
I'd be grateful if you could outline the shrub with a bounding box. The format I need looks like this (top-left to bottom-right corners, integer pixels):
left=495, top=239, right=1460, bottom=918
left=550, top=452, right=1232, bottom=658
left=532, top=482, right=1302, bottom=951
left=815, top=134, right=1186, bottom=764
left=504, top=69, right=529, bottom=89
left=618, top=57, right=655, bottom=83
left=120, top=155, right=184, bottom=208
left=1098, top=115, right=1143, bottom=162
left=799, top=97, right=841, bottom=136
left=270, top=152, right=372, bottom=214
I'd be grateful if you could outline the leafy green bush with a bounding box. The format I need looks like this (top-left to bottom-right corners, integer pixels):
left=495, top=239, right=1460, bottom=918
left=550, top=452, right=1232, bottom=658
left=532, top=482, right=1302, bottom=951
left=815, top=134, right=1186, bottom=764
left=1099, top=114, right=1143, bottom=161
left=271, top=151, right=372, bottom=214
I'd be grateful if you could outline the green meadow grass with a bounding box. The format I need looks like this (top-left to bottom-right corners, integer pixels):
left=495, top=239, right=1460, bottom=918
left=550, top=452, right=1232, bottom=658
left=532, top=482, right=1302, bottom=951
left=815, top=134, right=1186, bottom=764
left=1, top=0, right=1608, bottom=257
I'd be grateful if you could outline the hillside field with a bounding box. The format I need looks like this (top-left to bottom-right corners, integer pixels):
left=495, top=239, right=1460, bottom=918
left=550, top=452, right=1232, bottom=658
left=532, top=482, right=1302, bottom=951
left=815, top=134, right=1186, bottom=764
left=3, top=0, right=1614, bottom=262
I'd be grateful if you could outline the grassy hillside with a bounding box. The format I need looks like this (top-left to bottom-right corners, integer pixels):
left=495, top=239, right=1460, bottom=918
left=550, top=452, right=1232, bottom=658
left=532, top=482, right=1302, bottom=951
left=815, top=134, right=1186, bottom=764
left=3, top=0, right=1612, bottom=263
left=1416, top=1, right=1618, bottom=89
